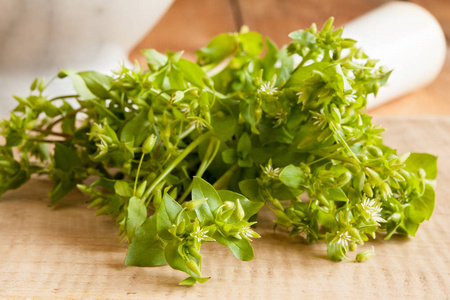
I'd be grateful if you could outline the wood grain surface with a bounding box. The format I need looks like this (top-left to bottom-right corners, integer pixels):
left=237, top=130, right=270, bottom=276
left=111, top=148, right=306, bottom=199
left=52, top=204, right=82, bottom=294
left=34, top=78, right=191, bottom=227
left=1, top=117, right=449, bottom=299
left=129, top=0, right=450, bottom=115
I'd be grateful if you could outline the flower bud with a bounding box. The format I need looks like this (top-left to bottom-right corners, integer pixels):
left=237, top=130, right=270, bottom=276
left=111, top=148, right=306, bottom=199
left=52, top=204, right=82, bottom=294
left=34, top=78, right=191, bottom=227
left=176, top=219, right=186, bottom=236
left=136, top=181, right=147, bottom=198
left=170, top=91, right=184, bottom=103
left=336, top=172, right=352, bottom=187
left=223, top=201, right=235, bottom=211
left=236, top=200, right=245, bottom=221
left=271, top=198, right=284, bottom=211
left=367, top=145, right=383, bottom=158
left=356, top=247, right=375, bottom=262
left=396, top=152, right=410, bottom=164
left=389, top=212, right=402, bottom=223
left=202, top=76, right=214, bottom=89
left=142, top=134, right=157, bottom=154
left=363, top=183, right=373, bottom=197
left=187, top=260, right=202, bottom=277
left=379, top=182, right=392, bottom=199
left=184, top=198, right=208, bottom=210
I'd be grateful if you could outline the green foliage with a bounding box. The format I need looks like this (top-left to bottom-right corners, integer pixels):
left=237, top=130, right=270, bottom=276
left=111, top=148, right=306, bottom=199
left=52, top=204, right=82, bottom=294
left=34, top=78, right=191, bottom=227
left=0, top=18, right=437, bottom=284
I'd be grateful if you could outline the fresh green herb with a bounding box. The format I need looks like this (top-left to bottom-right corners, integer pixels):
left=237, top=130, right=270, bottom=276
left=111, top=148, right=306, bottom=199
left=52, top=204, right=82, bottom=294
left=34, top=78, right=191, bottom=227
left=0, top=18, right=437, bottom=284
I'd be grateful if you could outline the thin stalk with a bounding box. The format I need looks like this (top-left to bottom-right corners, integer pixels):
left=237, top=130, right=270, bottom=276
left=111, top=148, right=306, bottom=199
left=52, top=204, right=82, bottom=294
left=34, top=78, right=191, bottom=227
left=30, top=128, right=71, bottom=138
left=330, top=122, right=360, bottom=163
left=49, top=94, right=79, bottom=102
left=133, top=153, right=146, bottom=194
left=142, top=131, right=213, bottom=200
left=45, top=107, right=83, bottom=131
left=28, top=138, right=62, bottom=143
left=292, top=50, right=313, bottom=73
left=178, top=137, right=220, bottom=203
left=212, top=163, right=240, bottom=190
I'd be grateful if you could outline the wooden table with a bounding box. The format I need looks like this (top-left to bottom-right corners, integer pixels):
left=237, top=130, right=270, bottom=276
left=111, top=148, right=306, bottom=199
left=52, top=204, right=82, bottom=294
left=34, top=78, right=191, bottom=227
left=2, top=1, right=450, bottom=299
left=130, top=0, right=450, bottom=116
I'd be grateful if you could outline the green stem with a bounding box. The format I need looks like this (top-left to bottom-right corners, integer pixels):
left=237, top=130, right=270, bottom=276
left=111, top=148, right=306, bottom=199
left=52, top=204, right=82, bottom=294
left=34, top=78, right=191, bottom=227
left=330, top=122, right=360, bottom=163
left=178, top=137, right=220, bottom=203
left=309, top=150, right=357, bottom=165
left=29, top=128, right=71, bottom=138
left=212, top=163, right=240, bottom=190
left=49, top=94, right=79, bottom=102
left=292, top=50, right=313, bottom=73
left=143, top=131, right=213, bottom=201
left=45, top=107, right=83, bottom=131
left=133, top=153, right=146, bottom=195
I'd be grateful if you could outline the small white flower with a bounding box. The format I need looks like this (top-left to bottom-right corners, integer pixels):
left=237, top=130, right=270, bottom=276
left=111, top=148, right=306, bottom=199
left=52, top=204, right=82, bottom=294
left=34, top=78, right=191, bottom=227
left=190, top=225, right=211, bottom=243
left=273, top=110, right=288, bottom=127
left=311, top=109, right=328, bottom=129
left=358, top=198, right=386, bottom=224
left=179, top=104, right=191, bottom=115
left=262, top=160, right=280, bottom=179
left=259, top=81, right=278, bottom=95
left=345, top=91, right=357, bottom=103
left=188, top=116, right=208, bottom=130
left=336, top=230, right=352, bottom=248
left=239, top=224, right=260, bottom=241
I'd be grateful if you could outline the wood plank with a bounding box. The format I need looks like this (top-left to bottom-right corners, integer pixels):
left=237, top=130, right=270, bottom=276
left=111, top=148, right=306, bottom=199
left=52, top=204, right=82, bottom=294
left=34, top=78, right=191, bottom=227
left=129, top=0, right=236, bottom=63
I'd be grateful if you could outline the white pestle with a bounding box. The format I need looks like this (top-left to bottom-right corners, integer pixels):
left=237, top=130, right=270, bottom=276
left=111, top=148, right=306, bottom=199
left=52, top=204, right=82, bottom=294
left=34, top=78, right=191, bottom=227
left=343, top=1, right=447, bottom=108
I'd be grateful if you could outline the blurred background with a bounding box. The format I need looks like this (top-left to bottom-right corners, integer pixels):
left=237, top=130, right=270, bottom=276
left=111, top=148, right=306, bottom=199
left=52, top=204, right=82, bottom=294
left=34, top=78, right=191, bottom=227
left=129, top=0, right=450, bottom=115
left=1, top=0, right=449, bottom=116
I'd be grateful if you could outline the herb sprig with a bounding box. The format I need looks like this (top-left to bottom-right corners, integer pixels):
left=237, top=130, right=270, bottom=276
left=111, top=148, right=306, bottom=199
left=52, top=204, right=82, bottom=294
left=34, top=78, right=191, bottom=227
left=0, top=18, right=437, bottom=285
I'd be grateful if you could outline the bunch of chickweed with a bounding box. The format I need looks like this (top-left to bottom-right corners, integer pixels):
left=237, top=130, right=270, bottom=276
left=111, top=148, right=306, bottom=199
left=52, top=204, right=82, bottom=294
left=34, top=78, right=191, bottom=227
left=0, top=18, right=437, bottom=285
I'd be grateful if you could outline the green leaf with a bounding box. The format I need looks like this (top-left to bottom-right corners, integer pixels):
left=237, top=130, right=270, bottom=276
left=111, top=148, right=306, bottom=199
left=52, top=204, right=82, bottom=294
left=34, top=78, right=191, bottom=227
left=326, top=187, right=348, bottom=202
left=164, top=240, right=200, bottom=278
left=211, top=113, right=236, bottom=142
left=405, top=183, right=435, bottom=223
left=196, top=33, right=237, bottom=67
left=192, top=177, right=223, bottom=224
left=141, top=49, right=168, bottom=71
left=213, top=231, right=255, bottom=261
left=120, top=108, right=152, bottom=147
left=239, top=179, right=264, bottom=202
left=177, top=58, right=207, bottom=87
left=404, top=153, right=437, bottom=179
left=114, top=180, right=133, bottom=197
left=284, top=62, right=328, bottom=88
left=222, top=149, right=237, bottom=164
left=237, top=133, right=252, bottom=154
left=127, top=196, right=148, bottom=241
left=50, top=172, right=77, bottom=205
left=58, top=68, right=96, bottom=99
left=279, top=165, right=306, bottom=189
left=156, top=194, right=186, bottom=240
left=179, top=277, right=197, bottom=286
left=239, top=32, right=264, bottom=56
left=78, top=71, right=112, bottom=99
left=125, top=214, right=166, bottom=266
left=317, top=209, right=337, bottom=230
left=54, top=143, right=81, bottom=171
left=288, top=30, right=317, bottom=49
left=326, top=233, right=345, bottom=262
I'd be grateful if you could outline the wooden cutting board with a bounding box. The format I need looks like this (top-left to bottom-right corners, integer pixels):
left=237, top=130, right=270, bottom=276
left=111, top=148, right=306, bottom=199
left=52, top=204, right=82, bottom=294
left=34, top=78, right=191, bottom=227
left=1, top=117, right=449, bottom=299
